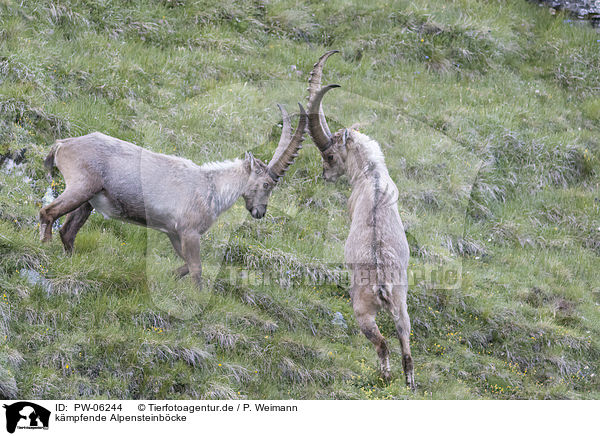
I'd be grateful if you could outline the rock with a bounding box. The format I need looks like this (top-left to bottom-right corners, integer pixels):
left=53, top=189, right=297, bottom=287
left=42, top=187, right=55, bottom=206
left=19, top=269, right=53, bottom=295
left=0, top=148, right=27, bottom=174
left=537, top=1, right=600, bottom=24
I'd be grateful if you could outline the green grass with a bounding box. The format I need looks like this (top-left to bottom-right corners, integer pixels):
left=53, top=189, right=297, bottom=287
left=0, top=0, right=599, bottom=399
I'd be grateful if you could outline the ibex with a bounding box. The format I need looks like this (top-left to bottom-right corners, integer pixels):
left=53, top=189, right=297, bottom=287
left=306, top=51, right=415, bottom=391
left=39, top=104, right=307, bottom=288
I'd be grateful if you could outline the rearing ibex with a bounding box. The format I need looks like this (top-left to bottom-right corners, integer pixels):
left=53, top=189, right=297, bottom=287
left=307, top=51, right=415, bottom=391
left=40, top=104, right=307, bottom=288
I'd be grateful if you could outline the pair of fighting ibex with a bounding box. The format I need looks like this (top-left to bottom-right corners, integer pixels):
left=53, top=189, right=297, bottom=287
left=39, top=51, right=415, bottom=390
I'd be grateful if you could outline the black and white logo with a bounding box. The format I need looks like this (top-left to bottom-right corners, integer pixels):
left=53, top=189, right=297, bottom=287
left=2, top=402, right=50, bottom=433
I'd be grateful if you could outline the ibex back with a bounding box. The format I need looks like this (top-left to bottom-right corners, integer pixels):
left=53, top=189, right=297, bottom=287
left=40, top=104, right=307, bottom=288
left=306, top=51, right=415, bottom=391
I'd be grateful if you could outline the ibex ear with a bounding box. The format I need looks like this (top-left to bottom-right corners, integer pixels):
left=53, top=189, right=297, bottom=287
left=341, top=129, right=350, bottom=147
left=244, top=151, right=255, bottom=172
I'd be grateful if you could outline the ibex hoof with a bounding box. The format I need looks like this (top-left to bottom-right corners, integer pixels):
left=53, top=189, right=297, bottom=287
left=40, top=226, right=52, bottom=243
left=406, top=377, right=416, bottom=392
left=381, top=370, right=391, bottom=383
left=173, top=265, right=189, bottom=278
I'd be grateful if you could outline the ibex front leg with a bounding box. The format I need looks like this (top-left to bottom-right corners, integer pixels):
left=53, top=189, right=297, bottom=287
left=180, top=231, right=202, bottom=289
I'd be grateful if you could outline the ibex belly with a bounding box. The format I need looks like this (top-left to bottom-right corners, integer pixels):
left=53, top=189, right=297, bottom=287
left=89, top=192, right=148, bottom=227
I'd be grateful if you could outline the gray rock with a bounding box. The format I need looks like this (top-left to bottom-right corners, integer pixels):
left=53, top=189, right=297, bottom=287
left=20, top=268, right=53, bottom=295
left=331, top=311, right=348, bottom=329
left=42, top=186, right=55, bottom=206
left=537, top=1, right=600, bottom=22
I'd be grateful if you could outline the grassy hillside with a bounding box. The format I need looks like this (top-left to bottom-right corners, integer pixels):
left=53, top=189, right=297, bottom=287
left=0, top=0, right=598, bottom=399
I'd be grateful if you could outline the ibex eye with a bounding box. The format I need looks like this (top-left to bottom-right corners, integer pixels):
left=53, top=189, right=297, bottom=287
left=328, top=155, right=334, bottom=162
left=263, top=183, right=269, bottom=189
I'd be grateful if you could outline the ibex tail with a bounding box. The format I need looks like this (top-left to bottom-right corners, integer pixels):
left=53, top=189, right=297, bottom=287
left=44, top=143, right=59, bottom=172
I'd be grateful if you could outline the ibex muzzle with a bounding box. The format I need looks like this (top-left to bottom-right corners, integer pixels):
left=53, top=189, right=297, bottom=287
left=39, top=104, right=307, bottom=288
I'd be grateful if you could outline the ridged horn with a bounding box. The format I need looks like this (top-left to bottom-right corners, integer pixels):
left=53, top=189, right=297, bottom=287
left=275, top=103, right=292, bottom=152
left=308, top=50, right=339, bottom=101
left=307, top=84, right=340, bottom=152
left=267, top=103, right=307, bottom=181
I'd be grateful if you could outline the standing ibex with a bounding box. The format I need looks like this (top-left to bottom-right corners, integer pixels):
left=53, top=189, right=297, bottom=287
left=306, top=51, right=415, bottom=391
left=40, top=104, right=307, bottom=288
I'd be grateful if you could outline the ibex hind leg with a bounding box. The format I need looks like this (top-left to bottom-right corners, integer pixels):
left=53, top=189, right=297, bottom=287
left=59, top=202, right=93, bottom=254
left=353, top=293, right=391, bottom=381
left=389, top=285, right=416, bottom=392
left=168, top=233, right=189, bottom=278
left=39, top=186, right=99, bottom=243
left=174, top=265, right=189, bottom=278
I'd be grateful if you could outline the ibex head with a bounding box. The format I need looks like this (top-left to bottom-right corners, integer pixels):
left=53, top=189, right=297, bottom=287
left=306, top=50, right=348, bottom=182
left=242, top=103, right=307, bottom=218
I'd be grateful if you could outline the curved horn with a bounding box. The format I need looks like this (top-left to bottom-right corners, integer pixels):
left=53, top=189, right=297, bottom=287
left=275, top=103, right=292, bottom=152
left=308, top=50, right=339, bottom=99
left=306, top=50, right=339, bottom=151
left=307, top=84, right=340, bottom=152
left=267, top=103, right=307, bottom=181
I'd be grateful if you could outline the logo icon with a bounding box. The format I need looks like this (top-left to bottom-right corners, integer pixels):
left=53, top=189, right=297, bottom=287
left=2, top=402, right=50, bottom=433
